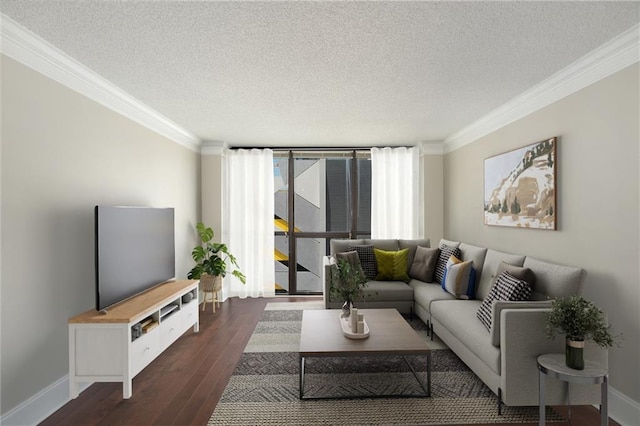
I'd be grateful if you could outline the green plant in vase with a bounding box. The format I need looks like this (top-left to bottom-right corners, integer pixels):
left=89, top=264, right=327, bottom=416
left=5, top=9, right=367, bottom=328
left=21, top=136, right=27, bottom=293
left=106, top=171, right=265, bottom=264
left=187, top=222, right=246, bottom=285
left=329, top=259, right=368, bottom=317
left=545, top=296, right=620, bottom=370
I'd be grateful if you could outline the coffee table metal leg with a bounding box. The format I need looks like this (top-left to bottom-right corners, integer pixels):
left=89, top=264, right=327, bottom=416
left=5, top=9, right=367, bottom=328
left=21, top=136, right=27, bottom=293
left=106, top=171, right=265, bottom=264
left=403, top=355, right=431, bottom=397
left=299, top=356, right=305, bottom=400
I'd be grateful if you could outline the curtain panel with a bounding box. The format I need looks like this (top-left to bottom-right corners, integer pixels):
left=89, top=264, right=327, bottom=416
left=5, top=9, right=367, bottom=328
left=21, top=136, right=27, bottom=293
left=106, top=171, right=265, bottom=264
left=224, top=148, right=275, bottom=298
left=371, top=146, right=423, bottom=239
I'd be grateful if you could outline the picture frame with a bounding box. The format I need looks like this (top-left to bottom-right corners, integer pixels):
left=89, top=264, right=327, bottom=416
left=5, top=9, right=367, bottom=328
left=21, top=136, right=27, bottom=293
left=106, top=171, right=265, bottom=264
left=484, top=137, right=557, bottom=230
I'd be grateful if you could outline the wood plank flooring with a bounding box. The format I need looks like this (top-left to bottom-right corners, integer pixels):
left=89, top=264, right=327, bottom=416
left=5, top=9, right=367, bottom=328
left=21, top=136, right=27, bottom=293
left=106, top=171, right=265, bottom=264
left=41, top=296, right=616, bottom=426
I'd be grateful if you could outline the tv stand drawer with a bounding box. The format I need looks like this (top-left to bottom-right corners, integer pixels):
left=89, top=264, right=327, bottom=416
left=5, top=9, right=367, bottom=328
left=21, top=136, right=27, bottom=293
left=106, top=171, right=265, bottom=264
left=131, top=329, right=160, bottom=377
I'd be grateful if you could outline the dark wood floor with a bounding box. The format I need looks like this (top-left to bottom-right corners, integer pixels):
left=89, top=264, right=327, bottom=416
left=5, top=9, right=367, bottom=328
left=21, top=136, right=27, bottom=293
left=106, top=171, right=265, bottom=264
left=41, top=296, right=616, bottom=426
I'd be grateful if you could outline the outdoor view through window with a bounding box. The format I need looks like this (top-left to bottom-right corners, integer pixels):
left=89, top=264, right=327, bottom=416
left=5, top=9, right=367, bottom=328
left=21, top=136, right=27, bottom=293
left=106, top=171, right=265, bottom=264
left=274, top=151, right=371, bottom=294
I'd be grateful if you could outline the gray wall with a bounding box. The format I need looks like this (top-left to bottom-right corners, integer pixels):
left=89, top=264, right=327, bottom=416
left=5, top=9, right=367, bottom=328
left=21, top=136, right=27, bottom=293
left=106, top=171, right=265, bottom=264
left=444, top=64, right=639, bottom=402
left=201, top=153, right=223, bottom=239
left=0, top=55, right=200, bottom=414
left=423, top=154, right=444, bottom=245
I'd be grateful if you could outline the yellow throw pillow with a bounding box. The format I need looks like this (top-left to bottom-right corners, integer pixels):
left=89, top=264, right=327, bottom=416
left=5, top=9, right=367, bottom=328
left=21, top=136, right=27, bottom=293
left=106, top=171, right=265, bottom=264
left=374, top=248, right=410, bottom=282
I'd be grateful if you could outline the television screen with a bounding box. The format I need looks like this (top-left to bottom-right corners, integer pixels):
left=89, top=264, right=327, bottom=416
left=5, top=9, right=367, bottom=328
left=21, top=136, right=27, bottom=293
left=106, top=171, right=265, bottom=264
left=95, top=206, right=175, bottom=311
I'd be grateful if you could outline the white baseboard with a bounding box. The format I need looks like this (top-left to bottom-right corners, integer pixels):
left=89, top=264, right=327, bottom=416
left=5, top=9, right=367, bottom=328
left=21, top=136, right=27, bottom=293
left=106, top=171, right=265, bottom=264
left=608, top=386, right=640, bottom=426
left=0, top=375, right=90, bottom=426
left=1, top=374, right=638, bottom=425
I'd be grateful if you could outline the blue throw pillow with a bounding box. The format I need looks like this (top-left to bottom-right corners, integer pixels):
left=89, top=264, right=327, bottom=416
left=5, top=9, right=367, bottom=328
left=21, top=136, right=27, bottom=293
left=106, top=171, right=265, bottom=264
left=441, top=255, right=476, bottom=299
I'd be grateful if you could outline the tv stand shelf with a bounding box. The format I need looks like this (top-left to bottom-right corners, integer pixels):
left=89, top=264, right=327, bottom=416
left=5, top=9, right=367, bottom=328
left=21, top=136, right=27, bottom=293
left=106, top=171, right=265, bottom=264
left=68, top=280, right=199, bottom=399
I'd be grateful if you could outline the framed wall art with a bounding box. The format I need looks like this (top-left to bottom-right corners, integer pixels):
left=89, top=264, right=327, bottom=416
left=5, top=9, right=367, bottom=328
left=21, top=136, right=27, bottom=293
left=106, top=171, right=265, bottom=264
left=484, top=137, right=557, bottom=230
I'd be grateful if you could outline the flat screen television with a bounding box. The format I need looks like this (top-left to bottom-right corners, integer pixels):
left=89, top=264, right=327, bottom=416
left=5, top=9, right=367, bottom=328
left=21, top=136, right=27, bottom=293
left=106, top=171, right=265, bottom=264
left=95, top=206, right=175, bottom=311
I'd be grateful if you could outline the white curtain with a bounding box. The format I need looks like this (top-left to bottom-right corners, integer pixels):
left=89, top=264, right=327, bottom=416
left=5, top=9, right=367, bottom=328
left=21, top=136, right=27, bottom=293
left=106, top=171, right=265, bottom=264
left=224, top=148, right=275, bottom=298
left=371, top=146, right=423, bottom=239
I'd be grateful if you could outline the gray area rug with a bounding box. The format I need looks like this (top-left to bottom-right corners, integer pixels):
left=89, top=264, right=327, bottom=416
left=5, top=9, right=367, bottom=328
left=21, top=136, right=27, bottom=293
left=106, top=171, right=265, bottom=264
left=209, top=302, right=563, bottom=425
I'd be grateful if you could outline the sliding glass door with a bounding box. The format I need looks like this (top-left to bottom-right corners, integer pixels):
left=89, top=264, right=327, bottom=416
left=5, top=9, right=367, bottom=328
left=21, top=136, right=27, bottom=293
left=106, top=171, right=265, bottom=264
left=274, top=151, right=371, bottom=295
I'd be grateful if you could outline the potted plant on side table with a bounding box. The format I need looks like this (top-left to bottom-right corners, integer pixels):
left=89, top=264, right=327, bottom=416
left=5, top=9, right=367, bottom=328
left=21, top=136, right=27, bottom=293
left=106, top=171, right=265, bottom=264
left=187, top=223, right=246, bottom=311
left=545, top=295, right=621, bottom=370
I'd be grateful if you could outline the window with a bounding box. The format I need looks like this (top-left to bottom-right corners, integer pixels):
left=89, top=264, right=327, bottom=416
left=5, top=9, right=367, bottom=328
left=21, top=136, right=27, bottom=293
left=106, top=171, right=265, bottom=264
left=274, top=151, right=371, bottom=294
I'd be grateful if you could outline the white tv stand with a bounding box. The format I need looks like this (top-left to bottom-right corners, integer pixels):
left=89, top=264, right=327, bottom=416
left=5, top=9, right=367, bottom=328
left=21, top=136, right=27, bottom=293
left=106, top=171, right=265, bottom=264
left=68, top=280, right=199, bottom=399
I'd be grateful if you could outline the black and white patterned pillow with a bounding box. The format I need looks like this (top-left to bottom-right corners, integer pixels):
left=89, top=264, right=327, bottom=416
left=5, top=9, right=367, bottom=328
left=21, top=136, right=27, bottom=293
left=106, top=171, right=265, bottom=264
left=477, top=271, right=532, bottom=331
left=433, top=244, right=461, bottom=284
left=348, top=244, right=377, bottom=280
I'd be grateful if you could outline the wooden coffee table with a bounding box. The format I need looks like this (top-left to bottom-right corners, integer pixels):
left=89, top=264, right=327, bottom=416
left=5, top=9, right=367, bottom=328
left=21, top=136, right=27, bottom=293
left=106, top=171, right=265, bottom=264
left=299, top=308, right=431, bottom=399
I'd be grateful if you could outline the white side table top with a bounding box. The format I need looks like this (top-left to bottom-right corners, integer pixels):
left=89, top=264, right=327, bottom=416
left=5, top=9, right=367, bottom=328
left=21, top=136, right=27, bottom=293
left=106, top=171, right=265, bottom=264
left=537, top=353, right=607, bottom=385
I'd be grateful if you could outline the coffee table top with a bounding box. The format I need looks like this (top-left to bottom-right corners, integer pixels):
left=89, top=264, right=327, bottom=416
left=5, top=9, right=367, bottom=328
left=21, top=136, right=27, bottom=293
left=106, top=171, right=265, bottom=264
left=299, top=309, right=430, bottom=357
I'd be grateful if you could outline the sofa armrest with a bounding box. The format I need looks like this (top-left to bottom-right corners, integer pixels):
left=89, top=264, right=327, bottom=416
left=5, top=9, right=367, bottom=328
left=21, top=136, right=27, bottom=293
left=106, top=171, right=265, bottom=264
left=500, top=307, right=605, bottom=406
left=490, top=300, right=552, bottom=347
left=500, top=307, right=563, bottom=406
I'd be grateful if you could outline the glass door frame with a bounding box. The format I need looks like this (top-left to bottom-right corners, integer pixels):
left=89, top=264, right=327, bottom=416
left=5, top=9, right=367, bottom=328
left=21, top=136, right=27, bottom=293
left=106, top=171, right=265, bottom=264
left=276, top=150, right=368, bottom=295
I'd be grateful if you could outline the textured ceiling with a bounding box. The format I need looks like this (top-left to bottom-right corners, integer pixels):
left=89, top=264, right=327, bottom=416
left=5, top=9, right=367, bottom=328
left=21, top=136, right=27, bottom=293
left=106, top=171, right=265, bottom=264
left=1, top=1, right=639, bottom=147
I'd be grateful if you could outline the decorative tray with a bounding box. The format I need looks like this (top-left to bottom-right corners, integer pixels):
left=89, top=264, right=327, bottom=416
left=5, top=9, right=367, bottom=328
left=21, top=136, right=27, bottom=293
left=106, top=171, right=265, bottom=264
left=339, top=314, right=370, bottom=339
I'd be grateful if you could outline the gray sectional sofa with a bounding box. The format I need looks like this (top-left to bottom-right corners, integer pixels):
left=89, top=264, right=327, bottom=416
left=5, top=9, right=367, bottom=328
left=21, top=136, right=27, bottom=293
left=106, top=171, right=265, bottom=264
left=323, top=237, right=605, bottom=411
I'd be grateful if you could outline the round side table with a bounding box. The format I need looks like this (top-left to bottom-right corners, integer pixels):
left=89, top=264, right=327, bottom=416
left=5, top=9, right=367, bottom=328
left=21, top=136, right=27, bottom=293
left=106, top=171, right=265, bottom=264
left=537, top=353, right=608, bottom=426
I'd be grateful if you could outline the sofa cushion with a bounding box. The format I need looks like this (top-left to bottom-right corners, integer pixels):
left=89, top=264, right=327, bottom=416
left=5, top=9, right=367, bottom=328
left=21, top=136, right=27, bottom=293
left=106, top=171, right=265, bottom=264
left=439, top=238, right=461, bottom=248
left=477, top=271, right=532, bottom=331
left=409, top=246, right=439, bottom=282
left=434, top=244, right=461, bottom=284
left=442, top=256, right=476, bottom=300
left=493, top=261, right=536, bottom=291
left=331, top=239, right=365, bottom=255
left=489, top=300, right=552, bottom=347
left=410, top=280, right=455, bottom=314
left=523, top=257, right=584, bottom=300
left=399, top=238, right=431, bottom=271
left=476, top=249, right=526, bottom=300
left=458, top=243, right=488, bottom=281
left=335, top=250, right=361, bottom=268
left=348, top=244, right=377, bottom=280
left=431, top=300, right=501, bottom=374
left=365, top=239, right=400, bottom=251
left=357, top=280, right=414, bottom=302
left=374, top=248, right=410, bottom=281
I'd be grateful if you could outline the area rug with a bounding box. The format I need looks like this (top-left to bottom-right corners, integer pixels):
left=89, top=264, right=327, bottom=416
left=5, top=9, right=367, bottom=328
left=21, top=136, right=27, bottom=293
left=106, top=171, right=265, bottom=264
left=208, top=302, right=563, bottom=425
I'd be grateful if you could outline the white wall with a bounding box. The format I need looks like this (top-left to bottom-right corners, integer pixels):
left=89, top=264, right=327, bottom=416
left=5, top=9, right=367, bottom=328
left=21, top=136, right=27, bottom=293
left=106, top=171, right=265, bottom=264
left=0, top=55, right=200, bottom=415
left=444, top=64, right=640, bottom=407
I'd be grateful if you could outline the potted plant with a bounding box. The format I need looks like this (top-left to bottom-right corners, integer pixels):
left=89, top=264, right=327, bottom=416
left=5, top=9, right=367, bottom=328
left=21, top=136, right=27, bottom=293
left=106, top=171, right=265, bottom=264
left=329, top=259, right=368, bottom=317
left=187, top=223, right=246, bottom=291
left=545, top=295, right=620, bottom=370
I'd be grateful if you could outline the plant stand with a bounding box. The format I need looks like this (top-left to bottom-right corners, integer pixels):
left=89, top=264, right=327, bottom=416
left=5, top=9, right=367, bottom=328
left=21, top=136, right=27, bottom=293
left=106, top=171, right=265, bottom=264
left=201, top=274, right=222, bottom=312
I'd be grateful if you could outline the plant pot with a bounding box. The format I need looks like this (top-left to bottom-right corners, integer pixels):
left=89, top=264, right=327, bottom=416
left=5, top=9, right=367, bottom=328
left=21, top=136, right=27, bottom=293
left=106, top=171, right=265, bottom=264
left=200, top=273, right=221, bottom=292
left=566, top=338, right=585, bottom=370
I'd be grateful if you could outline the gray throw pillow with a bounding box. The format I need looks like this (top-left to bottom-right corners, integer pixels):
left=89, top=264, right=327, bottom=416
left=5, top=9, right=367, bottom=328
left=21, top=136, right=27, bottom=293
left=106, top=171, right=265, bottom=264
left=493, top=261, right=536, bottom=290
left=335, top=250, right=361, bottom=268
left=409, top=246, right=439, bottom=282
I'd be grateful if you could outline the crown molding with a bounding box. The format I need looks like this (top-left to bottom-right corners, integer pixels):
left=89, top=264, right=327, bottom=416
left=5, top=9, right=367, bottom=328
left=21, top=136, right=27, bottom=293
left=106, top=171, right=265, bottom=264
left=201, top=140, right=227, bottom=155
left=419, top=140, right=444, bottom=156
left=0, top=14, right=201, bottom=152
left=444, top=24, right=640, bottom=153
